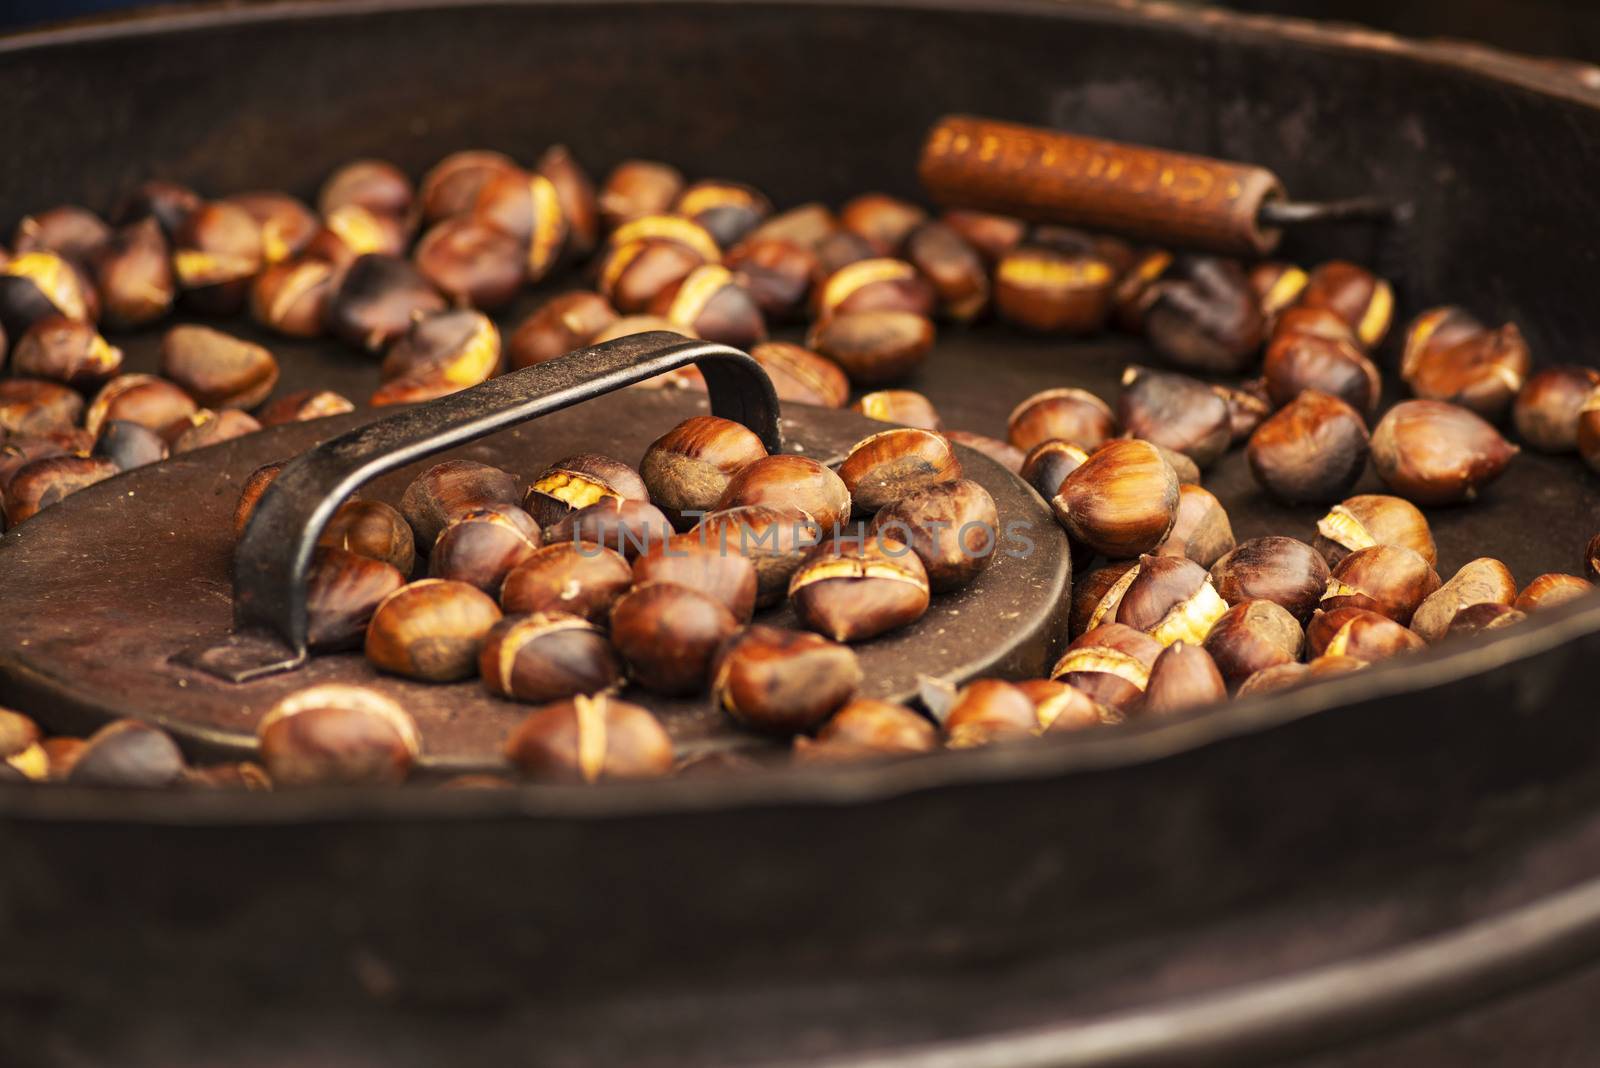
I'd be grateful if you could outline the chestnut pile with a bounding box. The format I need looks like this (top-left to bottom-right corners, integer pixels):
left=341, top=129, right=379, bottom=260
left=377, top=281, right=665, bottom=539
left=1, top=143, right=1599, bottom=791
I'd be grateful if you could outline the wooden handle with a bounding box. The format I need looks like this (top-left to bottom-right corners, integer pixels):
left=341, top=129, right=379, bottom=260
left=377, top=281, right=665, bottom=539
left=919, top=115, right=1287, bottom=256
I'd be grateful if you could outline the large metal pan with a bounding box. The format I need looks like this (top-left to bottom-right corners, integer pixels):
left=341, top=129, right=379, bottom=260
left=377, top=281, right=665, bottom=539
left=3, top=1, right=1600, bottom=1065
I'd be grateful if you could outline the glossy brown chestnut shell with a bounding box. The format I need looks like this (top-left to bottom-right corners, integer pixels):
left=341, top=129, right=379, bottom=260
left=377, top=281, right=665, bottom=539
left=1210, top=536, right=1331, bottom=622
left=747, top=341, right=850, bottom=408
left=508, top=291, right=618, bottom=370
left=1318, top=544, right=1442, bottom=626
left=869, top=479, right=999, bottom=593
left=1140, top=641, right=1228, bottom=717
left=400, top=459, right=522, bottom=549
left=159, top=324, right=279, bottom=410
left=806, top=310, right=935, bottom=385
left=853, top=388, right=942, bottom=430
left=1114, top=554, right=1230, bottom=647
left=632, top=533, right=759, bottom=621
left=1297, top=261, right=1394, bottom=348
left=1140, top=255, right=1265, bottom=374
left=1411, top=558, right=1518, bottom=641
left=1262, top=332, right=1382, bottom=415
left=1512, top=365, right=1600, bottom=453
left=1246, top=390, right=1371, bottom=505
left=713, top=625, right=863, bottom=735
left=1203, top=600, right=1305, bottom=692
left=503, top=694, right=674, bottom=783
left=993, top=246, right=1116, bottom=334
left=429, top=504, right=544, bottom=594
left=639, top=415, right=769, bottom=527
left=305, top=547, right=407, bottom=651
left=694, top=504, right=821, bottom=607
left=499, top=542, right=633, bottom=625
left=1513, top=573, right=1595, bottom=613
left=609, top=582, right=739, bottom=696
left=788, top=536, right=932, bottom=642
left=478, top=612, right=622, bottom=704
left=1117, top=366, right=1232, bottom=468
left=1050, top=438, right=1179, bottom=558
left=524, top=453, right=648, bottom=529
left=835, top=428, right=962, bottom=513
left=1153, top=483, right=1235, bottom=569
left=1312, top=494, right=1438, bottom=569
left=364, top=579, right=503, bottom=682
left=941, top=678, right=1037, bottom=748
left=256, top=684, right=419, bottom=788
left=1305, top=607, right=1424, bottom=661
left=715, top=454, right=851, bottom=533
left=1370, top=400, right=1518, bottom=505
left=1049, top=623, right=1163, bottom=712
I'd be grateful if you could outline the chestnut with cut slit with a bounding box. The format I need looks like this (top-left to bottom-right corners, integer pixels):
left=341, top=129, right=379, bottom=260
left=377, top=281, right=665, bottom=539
left=713, top=625, right=862, bottom=735
left=479, top=613, right=622, bottom=704
left=788, top=536, right=931, bottom=642
left=504, top=694, right=674, bottom=783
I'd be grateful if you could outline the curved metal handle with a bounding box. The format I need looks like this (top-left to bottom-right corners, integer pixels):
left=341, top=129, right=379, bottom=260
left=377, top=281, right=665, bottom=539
left=182, top=331, right=780, bottom=683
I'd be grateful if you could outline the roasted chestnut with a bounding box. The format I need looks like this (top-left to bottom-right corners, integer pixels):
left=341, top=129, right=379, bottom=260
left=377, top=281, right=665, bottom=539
left=695, top=504, right=821, bottom=607
left=305, top=547, right=406, bottom=650
left=1513, top=573, right=1594, bottom=613
left=1370, top=400, right=1518, bottom=505
left=318, top=498, right=416, bottom=574
left=257, top=389, right=355, bottom=427
left=1512, top=365, right=1600, bottom=453
left=1141, top=641, right=1228, bottom=717
left=853, top=388, right=941, bottom=430
left=1008, top=388, right=1117, bottom=455
left=648, top=264, right=766, bottom=347
left=66, top=719, right=186, bottom=788
left=1262, top=332, right=1381, bottom=415
left=788, top=535, right=931, bottom=642
left=839, top=193, right=926, bottom=255
left=0, top=251, right=95, bottom=335
left=429, top=504, right=543, bottom=593
left=1210, top=536, right=1331, bottom=622
left=1049, top=622, right=1164, bottom=712
left=1140, top=256, right=1264, bottom=374
left=1070, top=560, right=1140, bottom=639
left=640, top=415, right=769, bottom=527
left=671, top=179, right=772, bottom=249
left=940, top=209, right=1026, bottom=264
left=1400, top=306, right=1485, bottom=373
left=305, top=204, right=407, bottom=267
left=1248, top=261, right=1309, bottom=326
left=1305, top=607, right=1423, bottom=661
left=228, top=191, right=318, bottom=264
left=158, top=324, right=278, bottom=410
left=812, top=229, right=877, bottom=281
left=745, top=202, right=836, bottom=251
left=92, top=419, right=168, bottom=472
left=1273, top=304, right=1361, bottom=348
left=13, top=205, right=111, bottom=264
left=3, top=454, right=119, bottom=525
left=505, top=693, right=674, bottom=783
left=1402, top=323, right=1530, bottom=421
left=941, top=679, right=1037, bottom=748
left=537, top=144, right=600, bottom=260
left=597, top=214, right=720, bottom=313
left=182, top=762, right=273, bottom=791
left=725, top=238, right=817, bottom=322
left=807, top=310, right=935, bottom=385
left=1153, top=483, right=1235, bottom=568
left=525, top=453, right=648, bottom=528
left=377, top=309, right=501, bottom=401
left=598, top=160, right=685, bottom=230
left=869, top=478, right=998, bottom=592
left=365, top=578, right=503, bottom=682
left=1015, top=440, right=1085, bottom=500
left=1312, top=494, right=1437, bottom=568
left=508, top=291, right=618, bottom=369
left=809, top=699, right=938, bottom=755
left=171, top=200, right=263, bottom=315
left=903, top=221, right=989, bottom=321
left=1020, top=678, right=1121, bottom=733
left=479, top=612, right=622, bottom=703
left=632, top=533, right=759, bottom=621
left=813, top=257, right=935, bottom=321
left=401, top=459, right=522, bottom=548
left=1446, top=601, right=1528, bottom=637
left=1118, top=366, right=1231, bottom=468
left=419, top=149, right=521, bottom=223
left=92, top=218, right=175, bottom=328
left=1235, top=655, right=1367, bottom=696
left=993, top=246, right=1116, bottom=333
left=413, top=215, right=525, bottom=309
left=713, top=625, right=862, bottom=734
left=326, top=254, right=447, bottom=352
left=1050, top=438, right=1179, bottom=558
left=0, top=378, right=80, bottom=438
left=1583, top=388, right=1600, bottom=474
left=10, top=316, right=121, bottom=389
left=1319, top=544, right=1442, bottom=626
left=500, top=541, right=633, bottom=624
left=234, top=460, right=287, bottom=538
left=319, top=159, right=414, bottom=223
left=257, top=685, right=419, bottom=787
left=1214, top=379, right=1273, bottom=444
left=543, top=498, right=674, bottom=561
left=0, top=709, right=46, bottom=782
left=1246, top=390, right=1370, bottom=504
left=113, top=178, right=201, bottom=238
left=715, top=454, right=851, bottom=532
left=1203, top=600, right=1304, bottom=692
left=249, top=256, right=336, bottom=338
left=835, top=428, right=961, bottom=513
left=610, top=582, right=739, bottom=695
left=469, top=168, right=569, bottom=277
left=1411, top=557, right=1518, bottom=641
left=1297, top=261, right=1393, bottom=348
left=169, top=408, right=262, bottom=453
left=1114, top=554, right=1229, bottom=647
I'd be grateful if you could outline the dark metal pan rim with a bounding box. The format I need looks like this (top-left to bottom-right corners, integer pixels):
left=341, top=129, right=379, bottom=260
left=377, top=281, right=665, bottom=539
left=3, top=0, right=1597, bottom=109
left=3, top=590, right=1596, bottom=826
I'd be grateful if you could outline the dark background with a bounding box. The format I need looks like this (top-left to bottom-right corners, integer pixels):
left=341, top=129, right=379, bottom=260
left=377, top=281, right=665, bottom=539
left=5, top=0, right=1600, bottom=63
